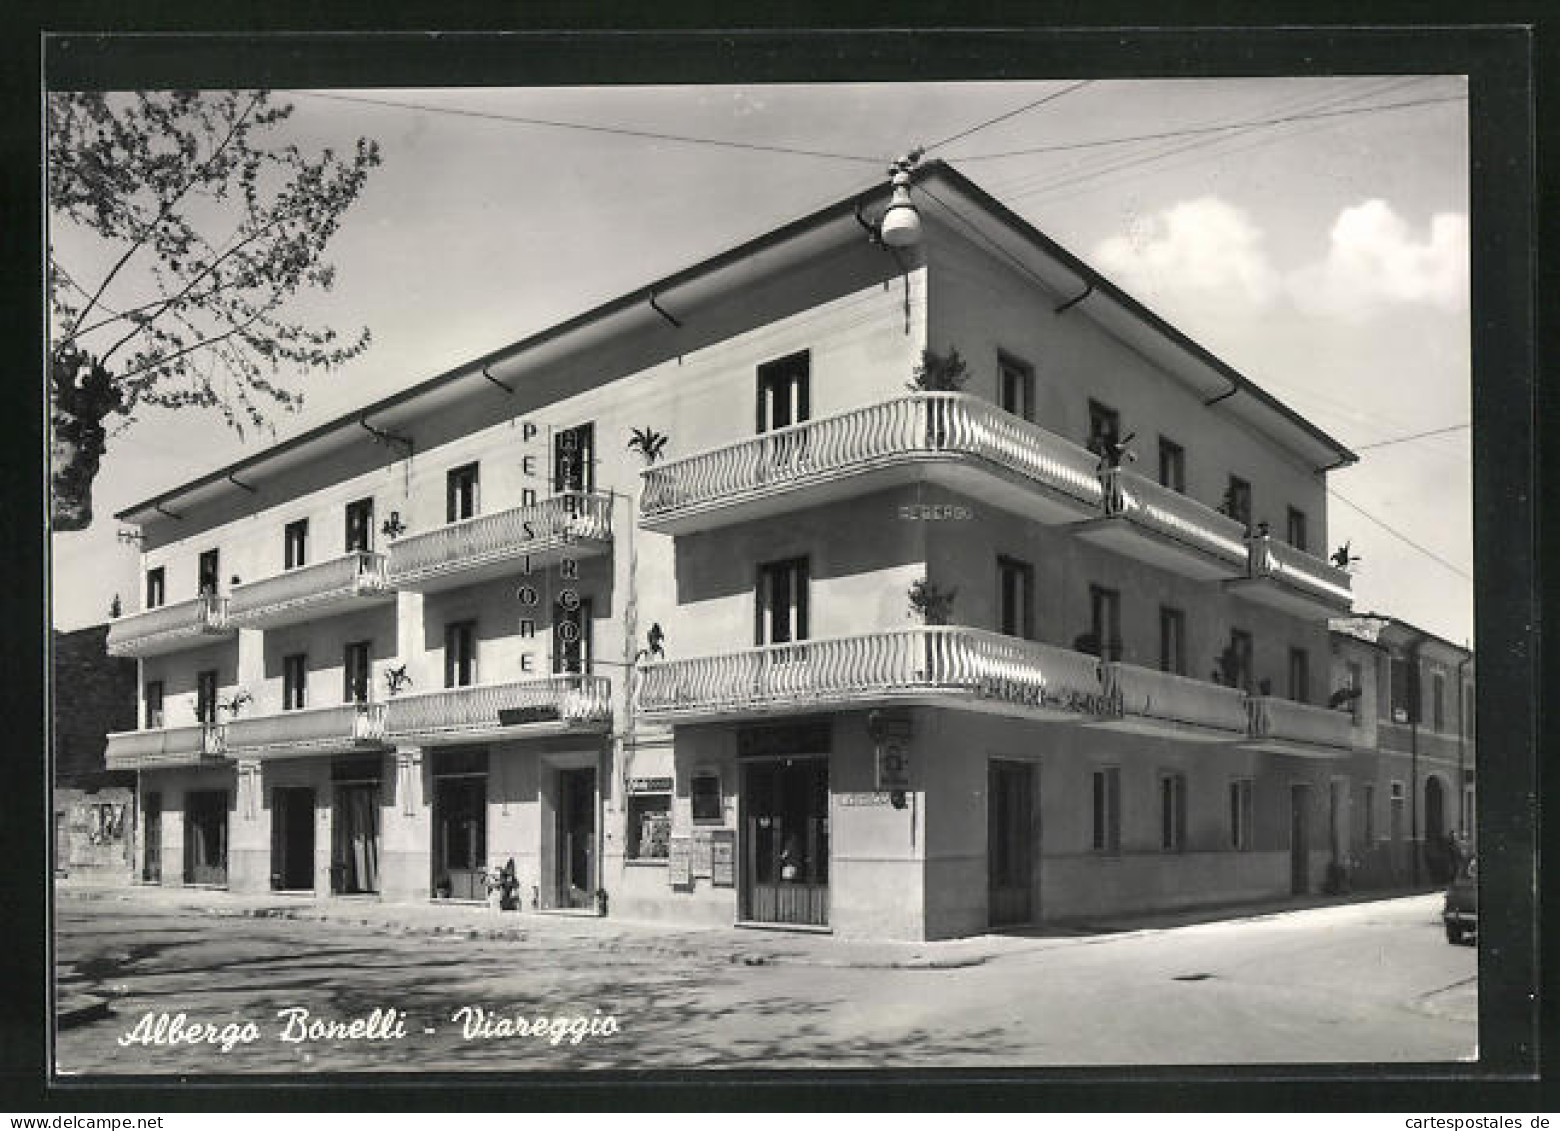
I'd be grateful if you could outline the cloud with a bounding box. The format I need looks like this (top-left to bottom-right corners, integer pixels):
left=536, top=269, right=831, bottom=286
left=1092, top=197, right=1282, bottom=313
left=1287, top=200, right=1468, bottom=320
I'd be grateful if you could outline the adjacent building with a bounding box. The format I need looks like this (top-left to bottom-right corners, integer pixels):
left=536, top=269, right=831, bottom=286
left=53, top=623, right=138, bottom=876
left=102, top=160, right=1459, bottom=939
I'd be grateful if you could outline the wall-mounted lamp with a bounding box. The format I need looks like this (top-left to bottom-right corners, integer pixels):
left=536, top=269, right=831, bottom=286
left=878, top=167, right=923, bottom=249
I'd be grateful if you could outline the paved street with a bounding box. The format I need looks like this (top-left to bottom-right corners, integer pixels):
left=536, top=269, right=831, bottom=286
left=54, top=887, right=1476, bottom=1073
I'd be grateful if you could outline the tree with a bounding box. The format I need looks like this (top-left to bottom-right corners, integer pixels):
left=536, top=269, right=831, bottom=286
left=47, top=90, right=382, bottom=530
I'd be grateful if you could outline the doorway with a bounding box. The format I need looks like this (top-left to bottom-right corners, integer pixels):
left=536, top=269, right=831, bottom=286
left=555, top=767, right=597, bottom=909
left=332, top=783, right=380, bottom=895
left=988, top=760, right=1036, bottom=927
left=183, top=790, right=229, bottom=886
left=433, top=750, right=488, bottom=901
left=143, top=792, right=162, bottom=882
left=742, top=757, right=829, bottom=927
left=1289, top=784, right=1311, bottom=895
left=271, top=786, right=316, bottom=891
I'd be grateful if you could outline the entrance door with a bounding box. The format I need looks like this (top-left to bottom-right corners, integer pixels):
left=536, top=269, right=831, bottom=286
left=183, top=790, right=229, bottom=886
left=332, top=784, right=380, bottom=894
left=434, top=775, right=487, bottom=901
left=556, top=767, right=596, bottom=909
left=271, top=787, right=316, bottom=891
left=143, top=793, right=162, bottom=882
left=742, top=757, right=829, bottom=926
left=988, top=760, right=1036, bottom=927
left=1290, top=784, right=1310, bottom=895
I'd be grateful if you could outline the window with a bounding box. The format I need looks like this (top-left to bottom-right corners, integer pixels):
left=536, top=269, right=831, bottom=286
left=446, top=463, right=479, bottom=523
left=195, top=670, right=218, bottom=725
left=1224, top=476, right=1252, bottom=531
left=1389, top=780, right=1405, bottom=842
left=1091, top=767, right=1121, bottom=854
left=1086, top=399, right=1121, bottom=458
left=625, top=792, right=672, bottom=861
left=343, top=641, right=371, bottom=704
left=1160, top=772, right=1187, bottom=852
left=1224, top=629, right=1255, bottom=692
left=690, top=771, right=723, bottom=824
left=998, top=353, right=1034, bottom=421
left=284, top=519, right=309, bottom=570
left=283, top=654, right=308, bottom=711
left=444, top=621, right=477, bottom=688
left=553, top=598, right=594, bottom=675
left=198, top=549, right=220, bottom=595
left=1363, top=783, right=1376, bottom=844
left=144, top=680, right=164, bottom=729
left=1158, top=437, right=1186, bottom=493
left=1390, top=657, right=1415, bottom=723
left=1432, top=671, right=1446, bottom=732
left=145, top=567, right=165, bottom=610
left=1159, top=607, right=1186, bottom=676
left=553, top=423, right=596, bottom=494
left=345, top=498, right=374, bottom=553
left=1286, top=506, right=1308, bottom=552
left=997, top=556, right=1034, bottom=639
left=1090, top=585, right=1122, bottom=662
left=1229, top=779, right=1254, bottom=851
left=756, top=351, right=810, bottom=432
left=1346, top=660, right=1364, bottom=723
left=1288, top=647, right=1310, bottom=704
left=755, top=557, right=809, bottom=646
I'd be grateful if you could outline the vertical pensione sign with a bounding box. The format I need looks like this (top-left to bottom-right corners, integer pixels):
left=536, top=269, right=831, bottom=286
left=512, top=421, right=583, bottom=675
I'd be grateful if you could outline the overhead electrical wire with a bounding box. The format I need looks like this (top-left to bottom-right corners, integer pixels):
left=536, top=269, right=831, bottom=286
left=1349, top=423, right=1471, bottom=452
left=923, top=80, right=1093, bottom=153
left=1327, top=488, right=1473, bottom=582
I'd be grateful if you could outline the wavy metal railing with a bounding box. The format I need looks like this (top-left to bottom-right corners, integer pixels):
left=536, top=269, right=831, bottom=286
left=105, top=723, right=225, bottom=768
left=1247, top=696, right=1354, bottom=749
left=224, top=702, right=387, bottom=754
left=635, top=626, right=1108, bottom=717
left=227, top=551, right=390, bottom=624
left=106, top=593, right=229, bottom=655
left=387, top=492, right=612, bottom=585
left=1101, top=662, right=1249, bottom=733
left=640, top=393, right=1104, bottom=519
left=1247, top=535, right=1353, bottom=608
left=1100, top=467, right=1251, bottom=566
left=385, top=675, right=613, bottom=739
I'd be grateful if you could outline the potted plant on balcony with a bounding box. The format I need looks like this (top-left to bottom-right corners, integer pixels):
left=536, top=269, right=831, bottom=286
left=217, top=689, right=253, bottom=718
left=908, top=349, right=970, bottom=448
left=384, top=664, right=413, bottom=697
left=627, top=427, right=669, bottom=465
left=907, top=577, right=957, bottom=626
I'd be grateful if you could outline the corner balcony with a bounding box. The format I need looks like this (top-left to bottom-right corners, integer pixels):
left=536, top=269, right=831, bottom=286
left=1243, top=696, right=1354, bottom=756
left=1074, top=468, right=1250, bottom=581
left=387, top=492, right=613, bottom=593
left=635, top=626, right=1109, bottom=724
left=105, top=723, right=227, bottom=770
left=1225, top=535, right=1353, bottom=618
left=224, top=702, right=387, bottom=759
left=226, top=551, right=394, bottom=630
left=384, top=675, right=613, bottom=746
left=105, top=593, right=234, bottom=658
left=638, top=393, right=1104, bottom=535
left=1091, top=662, right=1250, bottom=741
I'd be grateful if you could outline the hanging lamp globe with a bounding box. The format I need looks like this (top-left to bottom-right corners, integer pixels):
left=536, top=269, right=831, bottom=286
left=878, top=169, right=922, bottom=248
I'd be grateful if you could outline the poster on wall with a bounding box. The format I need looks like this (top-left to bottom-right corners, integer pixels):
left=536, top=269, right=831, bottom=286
left=710, top=829, right=736, bottom=888
left=667, top=837, right=692, bottom=888
left=692, top=829, right=713, bottom=878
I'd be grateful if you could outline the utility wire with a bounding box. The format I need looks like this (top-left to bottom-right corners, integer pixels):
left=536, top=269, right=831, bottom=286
left=1351, top=423, right=1470, bottom=452
left=955, top=93, right=1467, bottom=162
left=925, top=80, right=1092, bottom=153
left=295, top=90, right=888, bottom=165
left=1327, top=488, right=1472, bottom=582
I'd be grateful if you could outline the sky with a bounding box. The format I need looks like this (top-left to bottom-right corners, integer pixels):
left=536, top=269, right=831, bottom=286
left=48, top=78, right=1473, bottom=646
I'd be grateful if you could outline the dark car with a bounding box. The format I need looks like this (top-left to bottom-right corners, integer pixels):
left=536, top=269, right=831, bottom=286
left=1442, top=856, right=1477, bottom=944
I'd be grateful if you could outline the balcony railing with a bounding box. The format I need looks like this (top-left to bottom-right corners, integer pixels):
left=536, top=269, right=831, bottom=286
left=636, top=626, right=1109, bottom=721
left=227, top=551, right=392, bottom=628
left=1093, top=467, right=1251, bottom=572
left=1099, top=662, right=1249, bottom=738
left=387, top=492, right=612, bottom=591
left=639, top=393, right=1104, bottom=531
left=385, top=675, right=613, bottom=744
left=105, top=723, right=226, bottom=769
left=1241, top=535, right=1354, bottom=612
left=106, top=593, right=232, bottom=657
left=1246, top=696, right=1354, bottom=753
left=224, top=702, right=387, bottom=757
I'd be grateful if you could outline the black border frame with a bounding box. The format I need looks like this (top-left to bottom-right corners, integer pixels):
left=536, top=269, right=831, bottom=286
left=7, top=11, right=1545, bottom=1113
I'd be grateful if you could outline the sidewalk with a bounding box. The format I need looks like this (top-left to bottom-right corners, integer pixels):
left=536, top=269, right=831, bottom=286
left=56, top=877, right=1440, bottom=971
